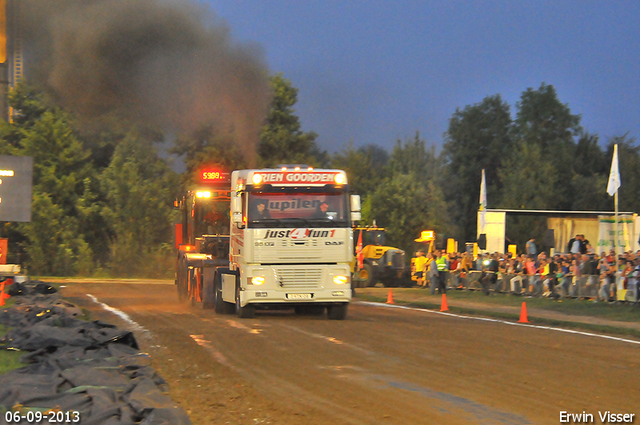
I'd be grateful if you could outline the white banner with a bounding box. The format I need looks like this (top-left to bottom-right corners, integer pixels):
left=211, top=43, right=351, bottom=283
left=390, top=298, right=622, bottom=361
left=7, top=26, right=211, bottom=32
left=597, top=215, right=634, bottom=253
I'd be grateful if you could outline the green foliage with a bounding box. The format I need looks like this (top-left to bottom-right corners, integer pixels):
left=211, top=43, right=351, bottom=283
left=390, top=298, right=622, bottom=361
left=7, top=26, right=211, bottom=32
left=330, top=142, right=388, bottom=197
left=258, top=73, right=327, bottom=167
left=513, top=83, right=581, bottom=150
left=0, top=84, right=97, bottom=276
left=366, top=136, right=452, bottom=257
left=101, top=131, right=179, bottom=277
left=443, top=94, right=512, bottom=241
left=171, top=125, right=248, bottom=186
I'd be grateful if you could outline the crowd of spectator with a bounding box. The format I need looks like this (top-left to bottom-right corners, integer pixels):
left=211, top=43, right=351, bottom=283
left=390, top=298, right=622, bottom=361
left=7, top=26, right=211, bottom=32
left=412, top=245, right=640, bottom=303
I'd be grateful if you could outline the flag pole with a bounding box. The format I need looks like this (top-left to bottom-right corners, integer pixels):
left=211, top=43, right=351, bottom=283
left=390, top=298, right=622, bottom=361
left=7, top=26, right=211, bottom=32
left=615, top=189, right=618, bottom=256
left=607, top=144, right=621, bottom=256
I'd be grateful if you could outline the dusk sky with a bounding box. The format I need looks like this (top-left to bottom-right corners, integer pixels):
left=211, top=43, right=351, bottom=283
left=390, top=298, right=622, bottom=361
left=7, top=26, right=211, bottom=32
left=202, top=0, right=639, bottom=155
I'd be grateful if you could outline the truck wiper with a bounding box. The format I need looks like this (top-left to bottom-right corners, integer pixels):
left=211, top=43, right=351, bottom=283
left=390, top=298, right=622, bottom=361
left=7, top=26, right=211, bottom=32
left=285, top=217, right=313, bottom=226
left=252, top=218, right=284, bottom=225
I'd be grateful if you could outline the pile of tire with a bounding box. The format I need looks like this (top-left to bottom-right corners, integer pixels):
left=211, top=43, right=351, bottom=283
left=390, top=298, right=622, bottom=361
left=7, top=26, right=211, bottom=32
left=0, top=280, right=191, bottom=425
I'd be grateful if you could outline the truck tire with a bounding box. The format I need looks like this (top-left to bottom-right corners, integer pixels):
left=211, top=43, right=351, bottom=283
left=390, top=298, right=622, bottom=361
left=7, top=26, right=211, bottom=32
left=177, top=260, right=188, bottom=302
left=202, top=274, right=215, bottom=309
left=189, top=268, right=198, bottom=306
left=214, top=273, right=234, bottom=314
left=327, top=303, right=348, bottom=320
left=235, top=284, right=255, bottom=319
left=358, top=264, right=376, bottom=287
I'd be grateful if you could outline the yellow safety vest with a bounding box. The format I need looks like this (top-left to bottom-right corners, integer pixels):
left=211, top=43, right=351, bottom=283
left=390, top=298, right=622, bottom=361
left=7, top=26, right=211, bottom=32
left=436, top=256, right=447, bottom=271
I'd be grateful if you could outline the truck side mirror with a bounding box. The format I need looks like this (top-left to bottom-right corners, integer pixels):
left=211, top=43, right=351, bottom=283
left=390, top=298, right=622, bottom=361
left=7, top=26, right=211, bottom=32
left=231, top=196, right=244, bottom=225
left=351, top=212, right=361, bottom=222
left=350, top=194, right=361, bottom=212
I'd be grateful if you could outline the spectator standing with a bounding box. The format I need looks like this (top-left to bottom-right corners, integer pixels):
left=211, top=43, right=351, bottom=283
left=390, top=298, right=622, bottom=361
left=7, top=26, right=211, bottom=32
left=480, top=253, right=499, bottom=295
left=525, top=256, right=537, bottom=294
left=568, top=235, right=581, bottom=254
left=449, top=254, right=461, bottom=289
left=413, top=250, right=428, bottom=288
left=597, top=258, right=615, bottom=302
left=433, top=250, right=448, bottom=294
left=526, top=238, right=537, bottom=256
left=579, top=235, right=589, bottom=254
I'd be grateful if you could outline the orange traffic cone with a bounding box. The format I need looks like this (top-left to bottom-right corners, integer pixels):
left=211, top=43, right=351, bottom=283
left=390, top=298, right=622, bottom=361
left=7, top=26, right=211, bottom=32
left=440, top=293, right=449, bottom=312
left=386, top=288, right=394, bottom=304
left=0, top=282, right=6, bottom=307
left=518, top=301, right=529, bottom=323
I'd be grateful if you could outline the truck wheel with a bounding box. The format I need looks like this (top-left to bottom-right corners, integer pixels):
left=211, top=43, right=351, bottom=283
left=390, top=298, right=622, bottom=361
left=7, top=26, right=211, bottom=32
left=177, top=272, right=187, bottom=302
left=327, top=303, right=348, bottom=320
left=202, top=274, right=215, bottom=309
left=235, top=284, right=255, bottom=319
left=358, top=264, right=376, bottom=287
left=189, top=269, right=198, bottom=306
left=214, top=273, right=234, bottom=314
left=177, top=261, right=188, bottom=302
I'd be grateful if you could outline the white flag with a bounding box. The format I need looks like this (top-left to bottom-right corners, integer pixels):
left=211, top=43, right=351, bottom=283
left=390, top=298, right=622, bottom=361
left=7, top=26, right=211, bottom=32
left=479, top=169, right=487, bottom=232
left=606, top=144, right=621, bottom=196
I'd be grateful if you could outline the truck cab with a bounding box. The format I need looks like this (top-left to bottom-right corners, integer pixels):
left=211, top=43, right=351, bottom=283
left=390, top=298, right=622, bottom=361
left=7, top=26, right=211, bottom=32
left=216, top=167, right=360, bottom=319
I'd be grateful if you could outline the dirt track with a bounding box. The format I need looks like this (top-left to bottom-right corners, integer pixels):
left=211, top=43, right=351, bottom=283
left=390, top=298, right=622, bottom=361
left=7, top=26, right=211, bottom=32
left=60, top=281, right=640, bottom=425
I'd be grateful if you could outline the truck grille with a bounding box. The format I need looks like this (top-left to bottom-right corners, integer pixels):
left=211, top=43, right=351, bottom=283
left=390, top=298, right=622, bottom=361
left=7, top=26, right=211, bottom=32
left=274, top=268, right=322, bottom=288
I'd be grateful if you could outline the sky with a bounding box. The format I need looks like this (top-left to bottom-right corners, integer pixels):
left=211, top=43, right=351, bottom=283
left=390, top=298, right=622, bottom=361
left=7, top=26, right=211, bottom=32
left=201, top=0, right=640, bottom=155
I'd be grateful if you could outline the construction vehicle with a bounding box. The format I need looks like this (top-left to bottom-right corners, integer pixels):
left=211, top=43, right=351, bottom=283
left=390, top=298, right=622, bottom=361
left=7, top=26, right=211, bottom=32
left=352, top=226, right=410, bottom=288
left=175, top=166, right=360, bottom=320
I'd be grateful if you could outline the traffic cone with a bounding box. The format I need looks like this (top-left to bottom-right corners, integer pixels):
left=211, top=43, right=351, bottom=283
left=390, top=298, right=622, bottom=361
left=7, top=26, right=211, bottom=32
left=518, top=301, right=529, bottom=323
left=386, top=288, right=395, bottom=304
left=440, top=293, right=449, bottom=312
left=0, top=282, right=6, bottom=307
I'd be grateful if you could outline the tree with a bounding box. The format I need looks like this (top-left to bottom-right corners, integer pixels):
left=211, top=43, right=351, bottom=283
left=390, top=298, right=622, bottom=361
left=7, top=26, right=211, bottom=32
left=512, top=83, right=581, bottom=151
left=365, top=135, right=451, bottom=257
left=173, top=125, right=248, bottom=187
left=512, top=83, right=582, bottom=209
left=0, top=83, right=95, bottom=275
left=330, top=142, right=389, bottom=197
left=258, top=73, right=327, bottom=167
left=498, top=140, right=560, bottom=252
left=101, top=130, right=179, bottom=277
left=443, top=94, right=512, bottom=241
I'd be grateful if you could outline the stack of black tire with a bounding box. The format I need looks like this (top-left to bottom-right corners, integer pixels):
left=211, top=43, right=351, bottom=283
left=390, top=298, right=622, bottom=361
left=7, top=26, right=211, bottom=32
left=0, top=280, right=191, bottom=425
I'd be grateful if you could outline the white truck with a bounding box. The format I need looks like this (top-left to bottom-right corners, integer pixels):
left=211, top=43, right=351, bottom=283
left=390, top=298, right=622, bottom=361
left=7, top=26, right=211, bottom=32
left=213, top=167, right=360, bottom=319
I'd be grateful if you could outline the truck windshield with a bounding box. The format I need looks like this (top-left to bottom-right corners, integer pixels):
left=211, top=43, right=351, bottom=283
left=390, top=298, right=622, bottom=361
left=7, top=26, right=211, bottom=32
left=248, top=192, right=349, bottom=228
left=195, top=198, right=230, bottom=236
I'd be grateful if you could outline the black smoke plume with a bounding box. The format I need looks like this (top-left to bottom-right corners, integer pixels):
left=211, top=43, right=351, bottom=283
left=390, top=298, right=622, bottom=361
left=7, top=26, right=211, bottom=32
left=19, top=0, right=271, bottom=165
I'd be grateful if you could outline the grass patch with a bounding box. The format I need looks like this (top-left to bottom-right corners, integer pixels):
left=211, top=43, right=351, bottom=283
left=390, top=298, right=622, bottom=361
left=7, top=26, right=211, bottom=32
left=0, top=325, right=25, bottom=375
left=391, top=288, right=640, bottom=323
left=355, top=292, right=640, bottom=339
left=0, top=349, right=24, bottom=375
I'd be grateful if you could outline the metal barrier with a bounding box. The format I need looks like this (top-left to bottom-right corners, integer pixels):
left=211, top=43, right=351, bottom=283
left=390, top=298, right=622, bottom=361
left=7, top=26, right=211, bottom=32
left=436, top=271, right=639, bottom=302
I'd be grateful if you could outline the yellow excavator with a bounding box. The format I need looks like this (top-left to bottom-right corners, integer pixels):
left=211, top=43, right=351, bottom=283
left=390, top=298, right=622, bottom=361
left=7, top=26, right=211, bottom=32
left=352, top=226, right=410, bottom=288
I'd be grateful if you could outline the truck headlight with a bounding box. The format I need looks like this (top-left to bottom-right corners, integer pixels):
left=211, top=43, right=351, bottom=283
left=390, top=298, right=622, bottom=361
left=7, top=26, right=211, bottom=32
left=333, top=275, right=349, bottom=285
left=251, top=276, right=265, bottom=285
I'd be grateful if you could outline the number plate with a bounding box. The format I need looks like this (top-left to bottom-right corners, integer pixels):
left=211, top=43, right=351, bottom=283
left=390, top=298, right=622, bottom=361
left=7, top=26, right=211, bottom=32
left=286, top=293, right=313, bottom=300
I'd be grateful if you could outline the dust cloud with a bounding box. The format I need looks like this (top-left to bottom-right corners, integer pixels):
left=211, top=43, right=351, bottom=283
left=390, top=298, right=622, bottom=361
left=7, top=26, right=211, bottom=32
left=19, top=0, right=271, bottom=165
